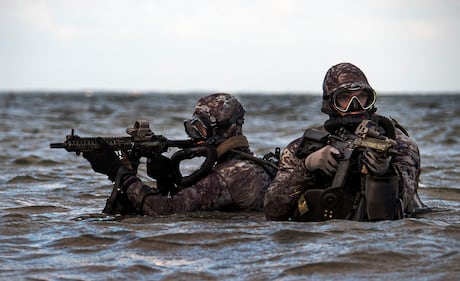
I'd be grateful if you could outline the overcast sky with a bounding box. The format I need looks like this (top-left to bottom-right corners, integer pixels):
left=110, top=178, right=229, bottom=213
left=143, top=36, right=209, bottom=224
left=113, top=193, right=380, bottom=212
left=1, top=0, right=459, bottom=93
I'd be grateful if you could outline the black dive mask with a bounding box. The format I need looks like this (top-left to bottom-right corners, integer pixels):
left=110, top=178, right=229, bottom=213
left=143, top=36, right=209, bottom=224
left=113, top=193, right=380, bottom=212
left=184, top=115, right=210, bottom=141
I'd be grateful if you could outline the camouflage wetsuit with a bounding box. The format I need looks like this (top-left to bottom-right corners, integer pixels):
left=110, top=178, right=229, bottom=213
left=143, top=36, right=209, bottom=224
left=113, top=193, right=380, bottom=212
left=264, top=123, right=421, bottom=220
left=120, top=151, right=271, bottom=216
left=108, top=93, right=271, bottom=216
left=264, top=63, right=422, bottom=221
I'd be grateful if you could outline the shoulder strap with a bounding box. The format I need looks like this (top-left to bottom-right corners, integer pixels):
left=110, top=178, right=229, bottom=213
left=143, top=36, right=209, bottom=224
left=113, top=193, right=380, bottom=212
left=216, top=135, right=249, bottom=158
left=230, top=149, right=279, bottom=179
left=391, top=117, right=410, bottom=137
left=216, top=135, right=279, bottom=179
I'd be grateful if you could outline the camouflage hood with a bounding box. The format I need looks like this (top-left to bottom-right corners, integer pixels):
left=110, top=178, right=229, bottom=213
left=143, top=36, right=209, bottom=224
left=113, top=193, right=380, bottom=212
left=322, top=62, right=376, bottom=116
left=187, top=93, right=246, bottom=145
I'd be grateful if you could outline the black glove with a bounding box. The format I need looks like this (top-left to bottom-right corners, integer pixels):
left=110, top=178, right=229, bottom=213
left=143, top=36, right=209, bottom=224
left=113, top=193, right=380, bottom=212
left=147, top=155, right=176, bottom=193
left=82, top=137, right=123, bottom=182
left=362, top=149, right=392, bottom=176
left=126, top=151, right=142, bottom=172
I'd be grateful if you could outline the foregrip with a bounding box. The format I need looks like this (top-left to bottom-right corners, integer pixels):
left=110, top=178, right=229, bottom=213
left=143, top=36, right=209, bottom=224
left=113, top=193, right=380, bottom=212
left=50, top=137, right=133, bottom=152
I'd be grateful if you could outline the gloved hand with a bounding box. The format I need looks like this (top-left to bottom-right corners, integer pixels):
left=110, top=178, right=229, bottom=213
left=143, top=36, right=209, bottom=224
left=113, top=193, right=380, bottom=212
left=304, top=145, right=340, bottom=176
left=147, top=155, right=176, bottom=193
left=126, top=151, right=141, bottom=171
left=362, top=149, right=392, bottom=176
left=147, top=155, right=174, bottom=179
left=82, top=137, right=123, bottom=182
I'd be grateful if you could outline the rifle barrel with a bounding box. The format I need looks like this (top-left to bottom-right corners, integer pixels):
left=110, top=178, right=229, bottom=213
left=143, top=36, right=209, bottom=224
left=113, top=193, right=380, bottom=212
left=50, top=143, right=66, bottom=149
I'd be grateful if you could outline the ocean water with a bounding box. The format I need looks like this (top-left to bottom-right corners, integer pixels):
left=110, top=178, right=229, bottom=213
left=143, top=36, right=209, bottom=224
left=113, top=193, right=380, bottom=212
left=0, top=92, right=459, bottom=281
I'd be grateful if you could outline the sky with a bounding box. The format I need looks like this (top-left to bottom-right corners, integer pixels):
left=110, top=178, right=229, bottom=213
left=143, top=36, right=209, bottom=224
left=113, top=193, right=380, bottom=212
left=0, top=0, right=459, bottom=94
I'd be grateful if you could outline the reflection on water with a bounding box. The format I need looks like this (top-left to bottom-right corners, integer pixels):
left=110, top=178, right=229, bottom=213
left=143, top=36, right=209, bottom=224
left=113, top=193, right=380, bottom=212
left=1, top=93, right=459, bottom=280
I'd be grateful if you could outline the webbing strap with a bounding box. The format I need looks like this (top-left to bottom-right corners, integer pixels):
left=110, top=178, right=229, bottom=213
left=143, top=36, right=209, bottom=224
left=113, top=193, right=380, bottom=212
left=215, top=135, right=249, bottom=158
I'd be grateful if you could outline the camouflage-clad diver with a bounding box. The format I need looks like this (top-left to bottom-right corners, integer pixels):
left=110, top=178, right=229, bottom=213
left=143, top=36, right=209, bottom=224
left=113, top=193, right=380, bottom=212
left=83, top=93, right=272, bottom=215
left=264, top=62, right=425, bottom=221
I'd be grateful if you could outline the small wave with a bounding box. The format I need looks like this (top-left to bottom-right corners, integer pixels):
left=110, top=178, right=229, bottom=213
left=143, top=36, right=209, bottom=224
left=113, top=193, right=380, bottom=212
left=12, top=155, right=61, bottom=166
left=12, top=155, right=42, bottom=165
left=47, top=234, right=118, bottom=249
left=7, top=175, right=44, bottom=183
left=280, top=261, right=365, bottom=277
left=5, top=205, right=69, bottom=214
left=270, top=229, right=326, bottom=243
left=73, top=213, right=121, bottom=221
left=159, top=271, right=218, bottom=281
left=0, top=212, right=32, bottom=222
left=127, top=230, right=260, bottom=251
left=117, top=264, right=162, bottom=276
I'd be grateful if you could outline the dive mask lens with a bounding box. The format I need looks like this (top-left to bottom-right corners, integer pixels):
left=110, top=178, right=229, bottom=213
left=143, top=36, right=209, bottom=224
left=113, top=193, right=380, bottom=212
left=332, top=89, right=376, bottom=113
left=184, top=116, right=208, bottom=140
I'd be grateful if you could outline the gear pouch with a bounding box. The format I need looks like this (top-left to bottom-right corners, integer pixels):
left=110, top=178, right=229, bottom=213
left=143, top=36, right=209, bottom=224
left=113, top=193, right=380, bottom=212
left=293, top=187, right=353, bottom=222
left=364, top=174, right=399, bottom=220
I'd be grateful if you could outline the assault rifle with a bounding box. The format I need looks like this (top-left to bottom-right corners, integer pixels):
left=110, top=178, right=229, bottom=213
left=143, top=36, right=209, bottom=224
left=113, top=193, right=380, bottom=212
left=51, top=120, right=221, bottom=214
left=295, top=119, right=400, bottom=221
left=50, top=120, right=217, bottom=187
left=50, top=120, right=194, bottom=157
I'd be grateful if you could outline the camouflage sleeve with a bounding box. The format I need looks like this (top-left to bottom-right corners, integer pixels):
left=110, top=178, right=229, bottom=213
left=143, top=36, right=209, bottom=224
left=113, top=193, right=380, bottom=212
left=264, top=138, right=314, bottom=220
left=391, top=128, right=421, bottom=210
left=124, top=159, right=270, bottom=216
left=217, top=159, right=271, bottom=211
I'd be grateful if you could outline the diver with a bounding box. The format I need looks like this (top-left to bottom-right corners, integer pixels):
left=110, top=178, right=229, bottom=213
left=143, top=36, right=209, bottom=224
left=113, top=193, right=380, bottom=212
left=82, top=93, right=273, bottom=216
left=264, top=62, right=426, bottom=221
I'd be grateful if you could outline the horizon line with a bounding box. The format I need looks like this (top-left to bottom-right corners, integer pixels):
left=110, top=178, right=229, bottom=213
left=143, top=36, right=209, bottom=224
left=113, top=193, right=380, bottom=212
left=1, top=89, right=460, bottom=96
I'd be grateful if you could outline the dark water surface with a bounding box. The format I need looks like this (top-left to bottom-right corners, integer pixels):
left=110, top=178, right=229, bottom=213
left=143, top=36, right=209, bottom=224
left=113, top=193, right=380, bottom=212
left=1, top=93, right=459, bottom=280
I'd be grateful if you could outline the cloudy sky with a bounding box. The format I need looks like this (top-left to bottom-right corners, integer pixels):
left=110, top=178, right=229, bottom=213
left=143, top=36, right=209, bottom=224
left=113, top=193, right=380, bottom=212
left=0, top=0, right=458, bottom=93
